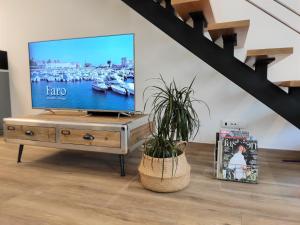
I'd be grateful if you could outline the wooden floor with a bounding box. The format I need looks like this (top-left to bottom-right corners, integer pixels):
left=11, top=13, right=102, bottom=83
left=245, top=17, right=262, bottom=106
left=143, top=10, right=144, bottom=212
left=0, top=138, right=300, bottom=225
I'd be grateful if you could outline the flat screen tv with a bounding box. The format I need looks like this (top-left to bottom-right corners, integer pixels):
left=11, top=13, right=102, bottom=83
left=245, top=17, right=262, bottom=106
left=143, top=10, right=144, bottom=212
left=28, top=33, right=135, bottom=113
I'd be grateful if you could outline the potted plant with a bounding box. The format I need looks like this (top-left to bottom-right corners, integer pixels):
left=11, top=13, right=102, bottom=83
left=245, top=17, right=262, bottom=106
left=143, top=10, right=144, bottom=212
left=139, top=76, right=210, bottom=192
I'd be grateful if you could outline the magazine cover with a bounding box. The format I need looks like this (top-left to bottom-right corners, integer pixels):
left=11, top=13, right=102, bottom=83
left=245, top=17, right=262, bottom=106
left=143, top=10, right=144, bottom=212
left=216, top=140, right=223, bottom=179
left=221, top=138, right=258, bottom=183
left=214, top=133, right=220, bottom=177
left=219, top=128, right=249, bottom=140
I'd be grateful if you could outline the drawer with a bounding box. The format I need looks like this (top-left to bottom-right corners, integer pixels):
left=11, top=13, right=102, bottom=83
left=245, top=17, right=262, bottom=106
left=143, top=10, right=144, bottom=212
left=5, top=125, right=56, bottom=142
left=59, top=128, right=121, bottom=148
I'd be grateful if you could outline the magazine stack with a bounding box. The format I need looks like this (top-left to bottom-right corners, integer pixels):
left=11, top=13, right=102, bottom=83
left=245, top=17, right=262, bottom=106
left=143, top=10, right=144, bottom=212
left=214, top=128, right=258, bottom=183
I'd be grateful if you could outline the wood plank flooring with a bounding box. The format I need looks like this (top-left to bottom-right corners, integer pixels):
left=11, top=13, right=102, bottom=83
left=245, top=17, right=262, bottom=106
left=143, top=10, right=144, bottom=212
left=0, top=138, right=299, bottom=225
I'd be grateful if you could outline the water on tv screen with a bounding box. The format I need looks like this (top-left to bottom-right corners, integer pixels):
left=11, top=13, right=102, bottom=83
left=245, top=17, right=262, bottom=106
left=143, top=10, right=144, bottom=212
left=29, top=33, right=135, bottom=112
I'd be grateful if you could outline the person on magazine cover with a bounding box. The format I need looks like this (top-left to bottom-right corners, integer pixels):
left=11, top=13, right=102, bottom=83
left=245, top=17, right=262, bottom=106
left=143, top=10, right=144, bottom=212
left=228, top=143, right=247, bottom=180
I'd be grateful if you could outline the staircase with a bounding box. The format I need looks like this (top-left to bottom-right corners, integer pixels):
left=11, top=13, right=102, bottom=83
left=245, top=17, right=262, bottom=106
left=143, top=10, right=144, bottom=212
left=121, top=0, right=300, bottom=129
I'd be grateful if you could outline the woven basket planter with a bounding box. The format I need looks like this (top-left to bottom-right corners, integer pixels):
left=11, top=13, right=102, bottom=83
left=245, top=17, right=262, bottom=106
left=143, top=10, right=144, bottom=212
left=138, top=152, right=191, bottom=193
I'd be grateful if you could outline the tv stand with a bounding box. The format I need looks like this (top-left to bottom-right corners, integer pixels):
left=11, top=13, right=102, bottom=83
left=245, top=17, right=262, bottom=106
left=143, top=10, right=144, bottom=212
left=118, top=112, right=132, bottom=118
left=3, top=112, right=152, bottom=176
left=45, top=109, right=56, bottom=114
left=87, top=111, right=133, bottom=118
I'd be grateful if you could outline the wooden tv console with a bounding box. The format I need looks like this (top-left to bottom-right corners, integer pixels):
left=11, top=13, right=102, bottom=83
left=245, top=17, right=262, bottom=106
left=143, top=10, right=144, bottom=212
left=3, top=111, right=152, bottom=176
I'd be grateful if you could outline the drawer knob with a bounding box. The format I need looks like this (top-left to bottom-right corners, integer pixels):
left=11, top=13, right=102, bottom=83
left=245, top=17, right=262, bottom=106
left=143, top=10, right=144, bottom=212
left=83, top=133, right=95, bottom=141
left=25, top=130, right=34, bottom=136
left=61, top=130, right=71, bottom=135
left=7, top=126, right=15, bottom=131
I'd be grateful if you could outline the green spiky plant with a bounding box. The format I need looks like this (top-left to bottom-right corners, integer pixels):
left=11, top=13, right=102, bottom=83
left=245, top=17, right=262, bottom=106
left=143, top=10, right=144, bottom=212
left=143, top=75, right=210, bottom=179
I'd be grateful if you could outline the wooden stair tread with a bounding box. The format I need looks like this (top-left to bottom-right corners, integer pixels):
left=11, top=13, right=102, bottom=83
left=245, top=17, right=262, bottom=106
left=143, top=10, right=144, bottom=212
left=171, top=0, right=215, bottom=24
left=245, top=47, right=293, bottom=67
left=207, top=20, right=250, bottom=48
left=274, top=80, right=300, bottom=87
left=247, top=47, right=293, bottom=57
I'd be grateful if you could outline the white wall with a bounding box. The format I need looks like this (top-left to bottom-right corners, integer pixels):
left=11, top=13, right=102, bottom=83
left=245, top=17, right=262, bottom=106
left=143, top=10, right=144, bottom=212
left=0, top=0, right=299, bottom=150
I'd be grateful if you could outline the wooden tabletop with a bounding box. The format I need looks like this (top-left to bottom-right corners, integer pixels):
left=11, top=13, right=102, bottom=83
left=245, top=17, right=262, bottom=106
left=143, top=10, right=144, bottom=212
left=8, top=111, right=147, bottom=125
left=171, top=0, right=215, bottom=24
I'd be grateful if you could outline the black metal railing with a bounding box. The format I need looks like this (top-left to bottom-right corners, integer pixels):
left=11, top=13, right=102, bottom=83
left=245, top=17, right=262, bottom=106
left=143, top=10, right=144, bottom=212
left=246, top=0, right=300, bottom=35
left=273, top=0, right=300, bottom=17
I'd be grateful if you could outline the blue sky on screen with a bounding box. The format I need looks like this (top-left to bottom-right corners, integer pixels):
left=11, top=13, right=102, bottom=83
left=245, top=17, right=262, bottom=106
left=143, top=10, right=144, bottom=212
left=29, top=34, right=134, bottom=66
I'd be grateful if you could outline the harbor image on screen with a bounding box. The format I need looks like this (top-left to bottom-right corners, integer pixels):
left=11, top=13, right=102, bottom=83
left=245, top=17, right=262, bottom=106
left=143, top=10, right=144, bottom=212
left=29, top=34, right=135, bottom=112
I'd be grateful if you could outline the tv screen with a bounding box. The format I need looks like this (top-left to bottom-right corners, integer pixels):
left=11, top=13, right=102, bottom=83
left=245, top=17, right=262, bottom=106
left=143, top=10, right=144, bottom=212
left=28, top=33, right=135, bottom=112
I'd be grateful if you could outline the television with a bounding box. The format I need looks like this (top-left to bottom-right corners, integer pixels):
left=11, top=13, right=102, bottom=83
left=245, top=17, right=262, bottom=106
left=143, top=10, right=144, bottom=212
left=28, top=33, right=135, bottom=113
